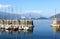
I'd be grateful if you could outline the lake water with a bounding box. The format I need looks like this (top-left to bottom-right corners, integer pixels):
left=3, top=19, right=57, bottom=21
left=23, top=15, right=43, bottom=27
left=0, top=20, right=60, bottom=39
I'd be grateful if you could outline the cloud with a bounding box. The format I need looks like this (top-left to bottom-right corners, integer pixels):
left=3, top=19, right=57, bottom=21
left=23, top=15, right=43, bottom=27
left=0, top=4, right=11, bottom=9
left=20, top=10, right=42, bottom=14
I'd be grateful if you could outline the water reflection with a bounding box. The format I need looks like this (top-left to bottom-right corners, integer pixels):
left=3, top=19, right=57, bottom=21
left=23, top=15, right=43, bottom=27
left=51, top=26, right=60, bottom=39
left=51, top=26, right=60, bottom=33
left=0, top=28, right=33, bottom=39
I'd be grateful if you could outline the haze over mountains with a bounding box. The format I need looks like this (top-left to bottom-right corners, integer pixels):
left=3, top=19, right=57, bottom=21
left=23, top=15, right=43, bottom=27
left=0, top=12, right=48, bottom=20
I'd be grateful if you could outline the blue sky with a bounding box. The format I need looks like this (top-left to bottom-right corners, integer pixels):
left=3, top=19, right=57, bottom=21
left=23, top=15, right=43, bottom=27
left=0, top=0, right=60, bottom=17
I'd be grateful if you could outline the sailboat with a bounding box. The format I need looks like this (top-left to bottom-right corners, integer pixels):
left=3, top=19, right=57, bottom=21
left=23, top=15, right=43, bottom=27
left=51, top=9, right=60, bottom=32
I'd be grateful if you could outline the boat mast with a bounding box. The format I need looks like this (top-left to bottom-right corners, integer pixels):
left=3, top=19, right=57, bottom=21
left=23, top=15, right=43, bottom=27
left=30, top=14, right=32, bottom=20
left=54, top=9, right=56, bottom=20
left=10, top=7, right=13, bottom=25
left=11, top=7, right=14, bottom=25
left=11, top=7, right=13, bottom=20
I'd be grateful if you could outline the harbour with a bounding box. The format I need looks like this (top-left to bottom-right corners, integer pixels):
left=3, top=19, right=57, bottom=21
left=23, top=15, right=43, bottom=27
left=0, top=20, right=60, bottom=39
left=0, top=0, right=60, bottom=39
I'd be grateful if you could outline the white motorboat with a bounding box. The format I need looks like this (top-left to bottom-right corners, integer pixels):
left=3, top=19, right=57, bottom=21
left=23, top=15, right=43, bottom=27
left=19, top=25, right=29, bottom=30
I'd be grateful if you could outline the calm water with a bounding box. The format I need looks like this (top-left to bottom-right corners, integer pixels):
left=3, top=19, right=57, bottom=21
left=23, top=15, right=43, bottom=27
left=0, top=20, right=60, bottom=39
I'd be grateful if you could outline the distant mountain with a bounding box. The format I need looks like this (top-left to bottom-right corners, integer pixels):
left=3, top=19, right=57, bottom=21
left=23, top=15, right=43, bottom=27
left=22, top=13, right=48, bottom=18
left=0, top=12, right=21, bottom=20
left=20, top=13, right=48, bottom=19
left=50, top=13, right=60, bottom=19
left=22, top=13, right=42, bottom=18
left=0, top=12, right=48, bottom=20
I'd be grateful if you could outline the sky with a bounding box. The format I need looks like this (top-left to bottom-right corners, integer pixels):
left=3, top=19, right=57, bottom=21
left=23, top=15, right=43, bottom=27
left=0, top=0, right=60, bottom=17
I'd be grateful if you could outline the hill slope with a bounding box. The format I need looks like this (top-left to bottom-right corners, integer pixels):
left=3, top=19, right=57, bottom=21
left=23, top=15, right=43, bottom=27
left=50, top=13, right=60, bottom=19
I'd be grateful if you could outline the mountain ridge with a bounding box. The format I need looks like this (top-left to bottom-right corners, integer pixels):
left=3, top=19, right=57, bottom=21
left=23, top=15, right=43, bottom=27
left=0, top=12, right=47, bottom=20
